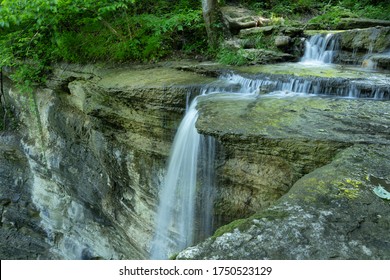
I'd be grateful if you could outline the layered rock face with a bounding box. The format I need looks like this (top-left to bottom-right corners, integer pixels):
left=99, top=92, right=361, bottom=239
left=1, top=64, right=214, bottom=259
left=0, top=133, right=53, bottom=259
left=333, top=26, right=390, bottom=68
left=220, top=5, right=304, bottom=64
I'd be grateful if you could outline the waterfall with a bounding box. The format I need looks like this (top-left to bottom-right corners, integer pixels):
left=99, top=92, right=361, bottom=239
left=197, top=135, right=216, bottom=241
left=301, top=33, right=339, bottom=64
left=220, top=73, right=389, bottom=99
left=150, top=93, right=216, bottom=260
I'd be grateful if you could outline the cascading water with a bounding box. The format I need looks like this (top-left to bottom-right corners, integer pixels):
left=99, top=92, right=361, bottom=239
left=220, top=73, right=389, bottom=99
left=150, top=92, right=216, bottom=260
left=301, top=33, right=339, bottom=64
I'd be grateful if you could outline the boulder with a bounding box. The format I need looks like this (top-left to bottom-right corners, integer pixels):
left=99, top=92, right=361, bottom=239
left=177, top=145, right=390, bottom=260
left=275, top=35, right=291, bottom=48
left=220, top=5, right=271, bottom=35
left=238, top=49, right=295, bottom=64
left=334, top=26, right=390, bottom=65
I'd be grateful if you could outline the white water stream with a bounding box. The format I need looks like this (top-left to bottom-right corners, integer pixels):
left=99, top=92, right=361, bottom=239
left=301, top=33, right=339, bottom=64
left=150, top=92, right=217, bottom=259
left=150, top=98, right=200, bottom=259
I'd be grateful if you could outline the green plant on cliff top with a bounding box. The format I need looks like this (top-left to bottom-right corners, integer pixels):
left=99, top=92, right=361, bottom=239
left=0, top=0, right=206, bottom=90
left=308, top=5, right=357, bottom=27
left=0, top=0, right=135, bottom=89
left=217, top=48, right=248, bottom=66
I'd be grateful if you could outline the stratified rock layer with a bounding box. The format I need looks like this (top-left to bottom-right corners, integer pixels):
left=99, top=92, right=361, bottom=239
left=1, top=64, right=215, bottom=259
left=0, top=133, right=54, bottom=259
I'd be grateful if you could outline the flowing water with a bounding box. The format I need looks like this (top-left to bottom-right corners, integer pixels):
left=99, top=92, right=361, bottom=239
left=219, top=73, right=389, bottom=99
left=151, top=32, right=390, bottom=259
left=150, top=93, right=216, bottom=260
left=301, top=33, right=339, bottom=64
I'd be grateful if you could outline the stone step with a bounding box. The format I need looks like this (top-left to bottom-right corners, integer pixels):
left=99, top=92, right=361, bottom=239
left=237, top=48, right=295, bottom=64
left=306, top=17, right=390, bottom=30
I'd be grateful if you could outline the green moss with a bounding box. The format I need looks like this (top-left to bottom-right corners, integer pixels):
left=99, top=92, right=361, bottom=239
left=334, top=178, right=362, bottom=199
left=169, top=253, right=179, bottom=260
left=212, top=218, right=247, bottom=239
left=234, top=62, right=376, bottom=79
left=306, top=177, right=362, bottom=200
left=212, top=209, right=289, bottom=239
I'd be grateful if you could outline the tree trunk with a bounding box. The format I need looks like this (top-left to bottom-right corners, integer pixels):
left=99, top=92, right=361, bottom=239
left=202, top=0, right=224, bottom=49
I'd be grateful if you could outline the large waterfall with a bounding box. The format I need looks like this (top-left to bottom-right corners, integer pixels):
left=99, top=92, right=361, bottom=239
left=150, top=93, right=216, bottom=260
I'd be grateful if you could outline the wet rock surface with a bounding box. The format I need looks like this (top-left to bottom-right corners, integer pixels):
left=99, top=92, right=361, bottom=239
left=177, top=145, right=390, bottom=259
left=0, top=133, right=53, bottom=259
left=334, top=26, right=390, bottom=67
left=1, top=55, right=389, bottom=260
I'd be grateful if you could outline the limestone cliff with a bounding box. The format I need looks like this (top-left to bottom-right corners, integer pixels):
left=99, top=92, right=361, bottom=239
left=1, top=63, right=215, bottom=259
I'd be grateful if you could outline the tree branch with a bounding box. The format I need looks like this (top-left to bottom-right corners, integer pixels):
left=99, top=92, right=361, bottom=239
left=0, top=67, right=8, bottom=130
left=101, top=20, right=125, bottom=40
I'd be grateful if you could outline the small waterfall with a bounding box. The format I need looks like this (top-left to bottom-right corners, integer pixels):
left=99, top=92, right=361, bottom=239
left=150, top=93, right=216, bottom=260
left=220, top=73, right=389, bottom=99
left=301, top=33, right=339, bottom=64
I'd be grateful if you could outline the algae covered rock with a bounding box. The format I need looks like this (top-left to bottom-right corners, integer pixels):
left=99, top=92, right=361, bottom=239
left=334, top=27, right=390, bottom=65
left=335, top=18, right=390, bottom=30
left=177, top=145, right=390, bottom=260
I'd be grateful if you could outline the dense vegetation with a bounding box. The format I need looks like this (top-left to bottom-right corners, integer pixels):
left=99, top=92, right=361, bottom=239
left=239, top=0, right=390, bottom=21
left=0, top=0, right=206, bottom=89
left=0, top=0, right=389, bottom=91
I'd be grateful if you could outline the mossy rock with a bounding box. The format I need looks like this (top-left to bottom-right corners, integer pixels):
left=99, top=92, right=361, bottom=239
left=334, top=18, right=390, bottom=30
left=177, top=145, right=390, bottom=260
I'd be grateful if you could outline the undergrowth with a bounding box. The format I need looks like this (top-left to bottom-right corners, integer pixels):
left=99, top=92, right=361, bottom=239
left=0, top=0, right=208, bottom=91
left=241, top=0, right=390, bottom=22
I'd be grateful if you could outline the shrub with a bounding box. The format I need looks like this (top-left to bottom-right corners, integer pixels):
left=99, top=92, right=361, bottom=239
left=0, top=0, right=207, bottom=89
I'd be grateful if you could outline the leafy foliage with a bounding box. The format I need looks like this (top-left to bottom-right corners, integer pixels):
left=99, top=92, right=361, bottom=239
left=308, top=5, right=357, bottom=27
left=0, top=0, right=207, bottom=90
left=341, top=0, right=390, bottom=20
left=217, top=48, right=247, bottom=66
left=241, top=0, right=390, bottom=20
